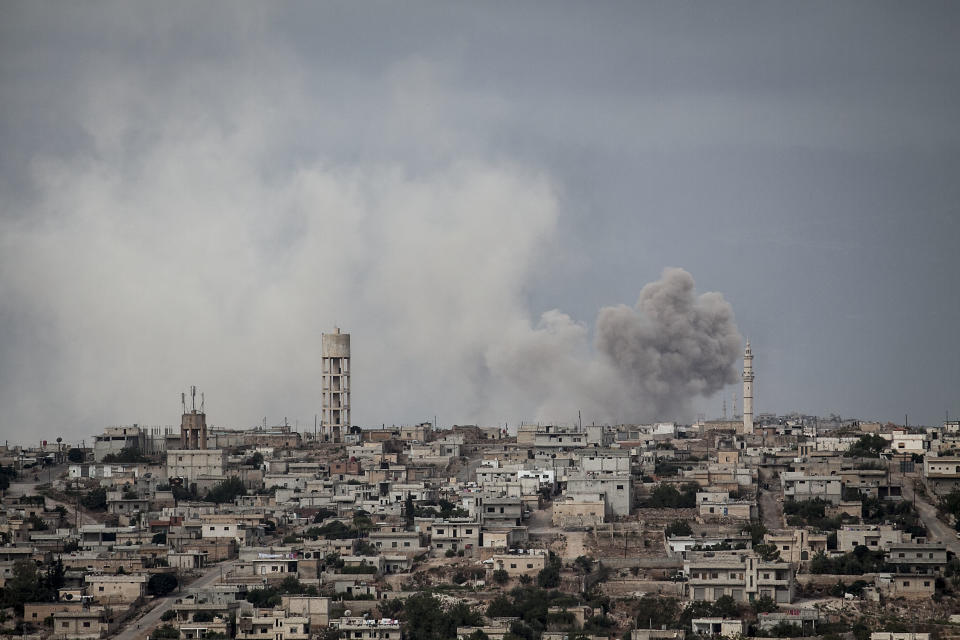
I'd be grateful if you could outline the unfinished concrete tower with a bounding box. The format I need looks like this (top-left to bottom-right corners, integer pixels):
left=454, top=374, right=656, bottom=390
left=322, top=328, right=350, bottom=442
left=180, top=386, right=208, bottom=449
left=742, top=341, right=754, bottom=435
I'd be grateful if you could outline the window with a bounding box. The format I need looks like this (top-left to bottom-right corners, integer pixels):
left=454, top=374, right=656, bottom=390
left=510, top=564, right=517, bottom=569
left=616, top=485, right=624, bottom=490
left=99, top=586, right=105, bottom=592
left=83, top=622, right=91, bottom=628
left=465, top=529, right=473, bottom=534
left=527, top=564, right=533, bottom=569
left=62, top=622, right=69, bottom=628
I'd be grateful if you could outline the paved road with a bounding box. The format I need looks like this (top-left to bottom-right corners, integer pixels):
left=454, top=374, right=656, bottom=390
left=901, top=479, right=960, bottom=555
left=758, top=467, right=784, bottom=530
left=112, top=561, right=238, bottom=640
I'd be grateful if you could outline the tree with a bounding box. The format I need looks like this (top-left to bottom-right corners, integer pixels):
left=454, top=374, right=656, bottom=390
left=147, top=573, right=178, bottom=597
left=712, top=595, right=740, bottom=618
left=152, top=532, right=167, bottom=544
left=2, top=560, right=39, bottom=612
left=151, top=624, right=180, bottom=639
left=313, top=508, right=337, bottom=523
left=537, top=555, right=560, bottom=589
left=81, top=487, right=108, bottom=511
left=205, top=477, right=246, bottom=504
left=574, top=556, right=594, bottom=574
left=67, top=448, right=85, bottom=463
left=845, top=434, right=888, bottom=458
left=405, top=495, right=416, bottom=529
left=244, top=451, right=264, bottom=467
left=402, top=592, right=482, bottom=640
left=633, top=595, right=679, bottom=631
left=161, top=610, right=177, bottom=622
left=492, top=569, right=509, bottom=585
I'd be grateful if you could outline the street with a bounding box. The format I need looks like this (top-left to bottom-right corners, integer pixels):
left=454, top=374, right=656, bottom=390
left=901, top=479, right=960, bottom=556
left=112, top=560, right=238, bottom=640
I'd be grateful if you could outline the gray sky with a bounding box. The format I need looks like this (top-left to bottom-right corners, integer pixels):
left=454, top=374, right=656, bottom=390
left=1, top=1, right=958, bottom=442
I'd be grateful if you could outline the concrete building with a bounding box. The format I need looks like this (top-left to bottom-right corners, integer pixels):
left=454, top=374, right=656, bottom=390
left=567, top=473, right=632, bottom=517
left=332, top=618, right=400, bottom=640
left=490, top=550, right=548, bottom=577
left=742, top=341, right=754, bottom=434
left=84, top=574, right=148, bottom=604
left=684, top=552, right=795, bottom=604
left=781, top=472, right=842, bottom=504
left=321, top=328, right=350, bottom=443
left=166, top=449, right=226, bottom=484
left=885, top=543, right=948, bottom=575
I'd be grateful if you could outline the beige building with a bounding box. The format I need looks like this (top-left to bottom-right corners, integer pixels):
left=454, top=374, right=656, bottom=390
left=552, top=495, right=605, bottom=527
left=84, top=574, right=147, bottom=605
left=237, top=610, right=309, bottom=640
left=167, top=449, right=225, bottom=483
left=51, top=611, right=108, bottom=639
left=491, top=550, right=547, bottom=577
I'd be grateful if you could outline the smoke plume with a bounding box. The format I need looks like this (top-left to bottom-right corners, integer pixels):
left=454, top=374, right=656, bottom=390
left=488, top=268, right=742, bottom=425
left=0, top=7, right=744, bottom=438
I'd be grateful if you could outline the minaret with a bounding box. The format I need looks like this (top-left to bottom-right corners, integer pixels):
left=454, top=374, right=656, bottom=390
left=742, top=341, right=754, bottom=434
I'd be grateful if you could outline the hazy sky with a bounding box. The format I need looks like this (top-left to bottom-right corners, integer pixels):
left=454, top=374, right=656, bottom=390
left=2, top=2, right=958, bottom=442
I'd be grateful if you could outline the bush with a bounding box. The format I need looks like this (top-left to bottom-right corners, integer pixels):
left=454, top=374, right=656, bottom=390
left=67, top=448, right=85, bottom=463
left=160, top=610, right=176, bottom=621
left=664, top=520, right=692, bottom=537
left=192, top=611, right=214, bottom=622
left=492, top=569, right=509, bottom=584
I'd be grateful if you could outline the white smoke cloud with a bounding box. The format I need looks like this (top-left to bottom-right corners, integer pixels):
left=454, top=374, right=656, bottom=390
left=0, top=8, right=743, bottom=439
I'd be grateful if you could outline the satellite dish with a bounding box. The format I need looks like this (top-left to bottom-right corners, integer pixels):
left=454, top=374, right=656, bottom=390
left=343, top=610, right=352, bottom=617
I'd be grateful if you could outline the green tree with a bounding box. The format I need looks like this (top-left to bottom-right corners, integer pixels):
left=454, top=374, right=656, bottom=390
left=752, top=594, right=778, bottom=613
left=402, top=593, right=482, bottom=640
left=492, top=569, right=509, bottom=585
left=633, top=595, right=679, bottom=630
left=81, top=487, right=108, bottom=511
left=1, top=560, right=41, bottom=614
left=405, top=495, right=416, bottom=529
left=205, top=477, right=246, bottom=504
left=67, top=448, right=85, bottom=463
left=147, top=573, right=178, bottom=596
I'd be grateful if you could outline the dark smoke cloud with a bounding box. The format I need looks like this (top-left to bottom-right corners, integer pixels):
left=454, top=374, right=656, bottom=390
left=595, top=267, right=743, bottom=419
left=489, top=267, right=742, bottom=425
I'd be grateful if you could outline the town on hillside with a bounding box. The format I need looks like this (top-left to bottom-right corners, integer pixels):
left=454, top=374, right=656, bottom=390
left=2, top=381, right=960, bottom=640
